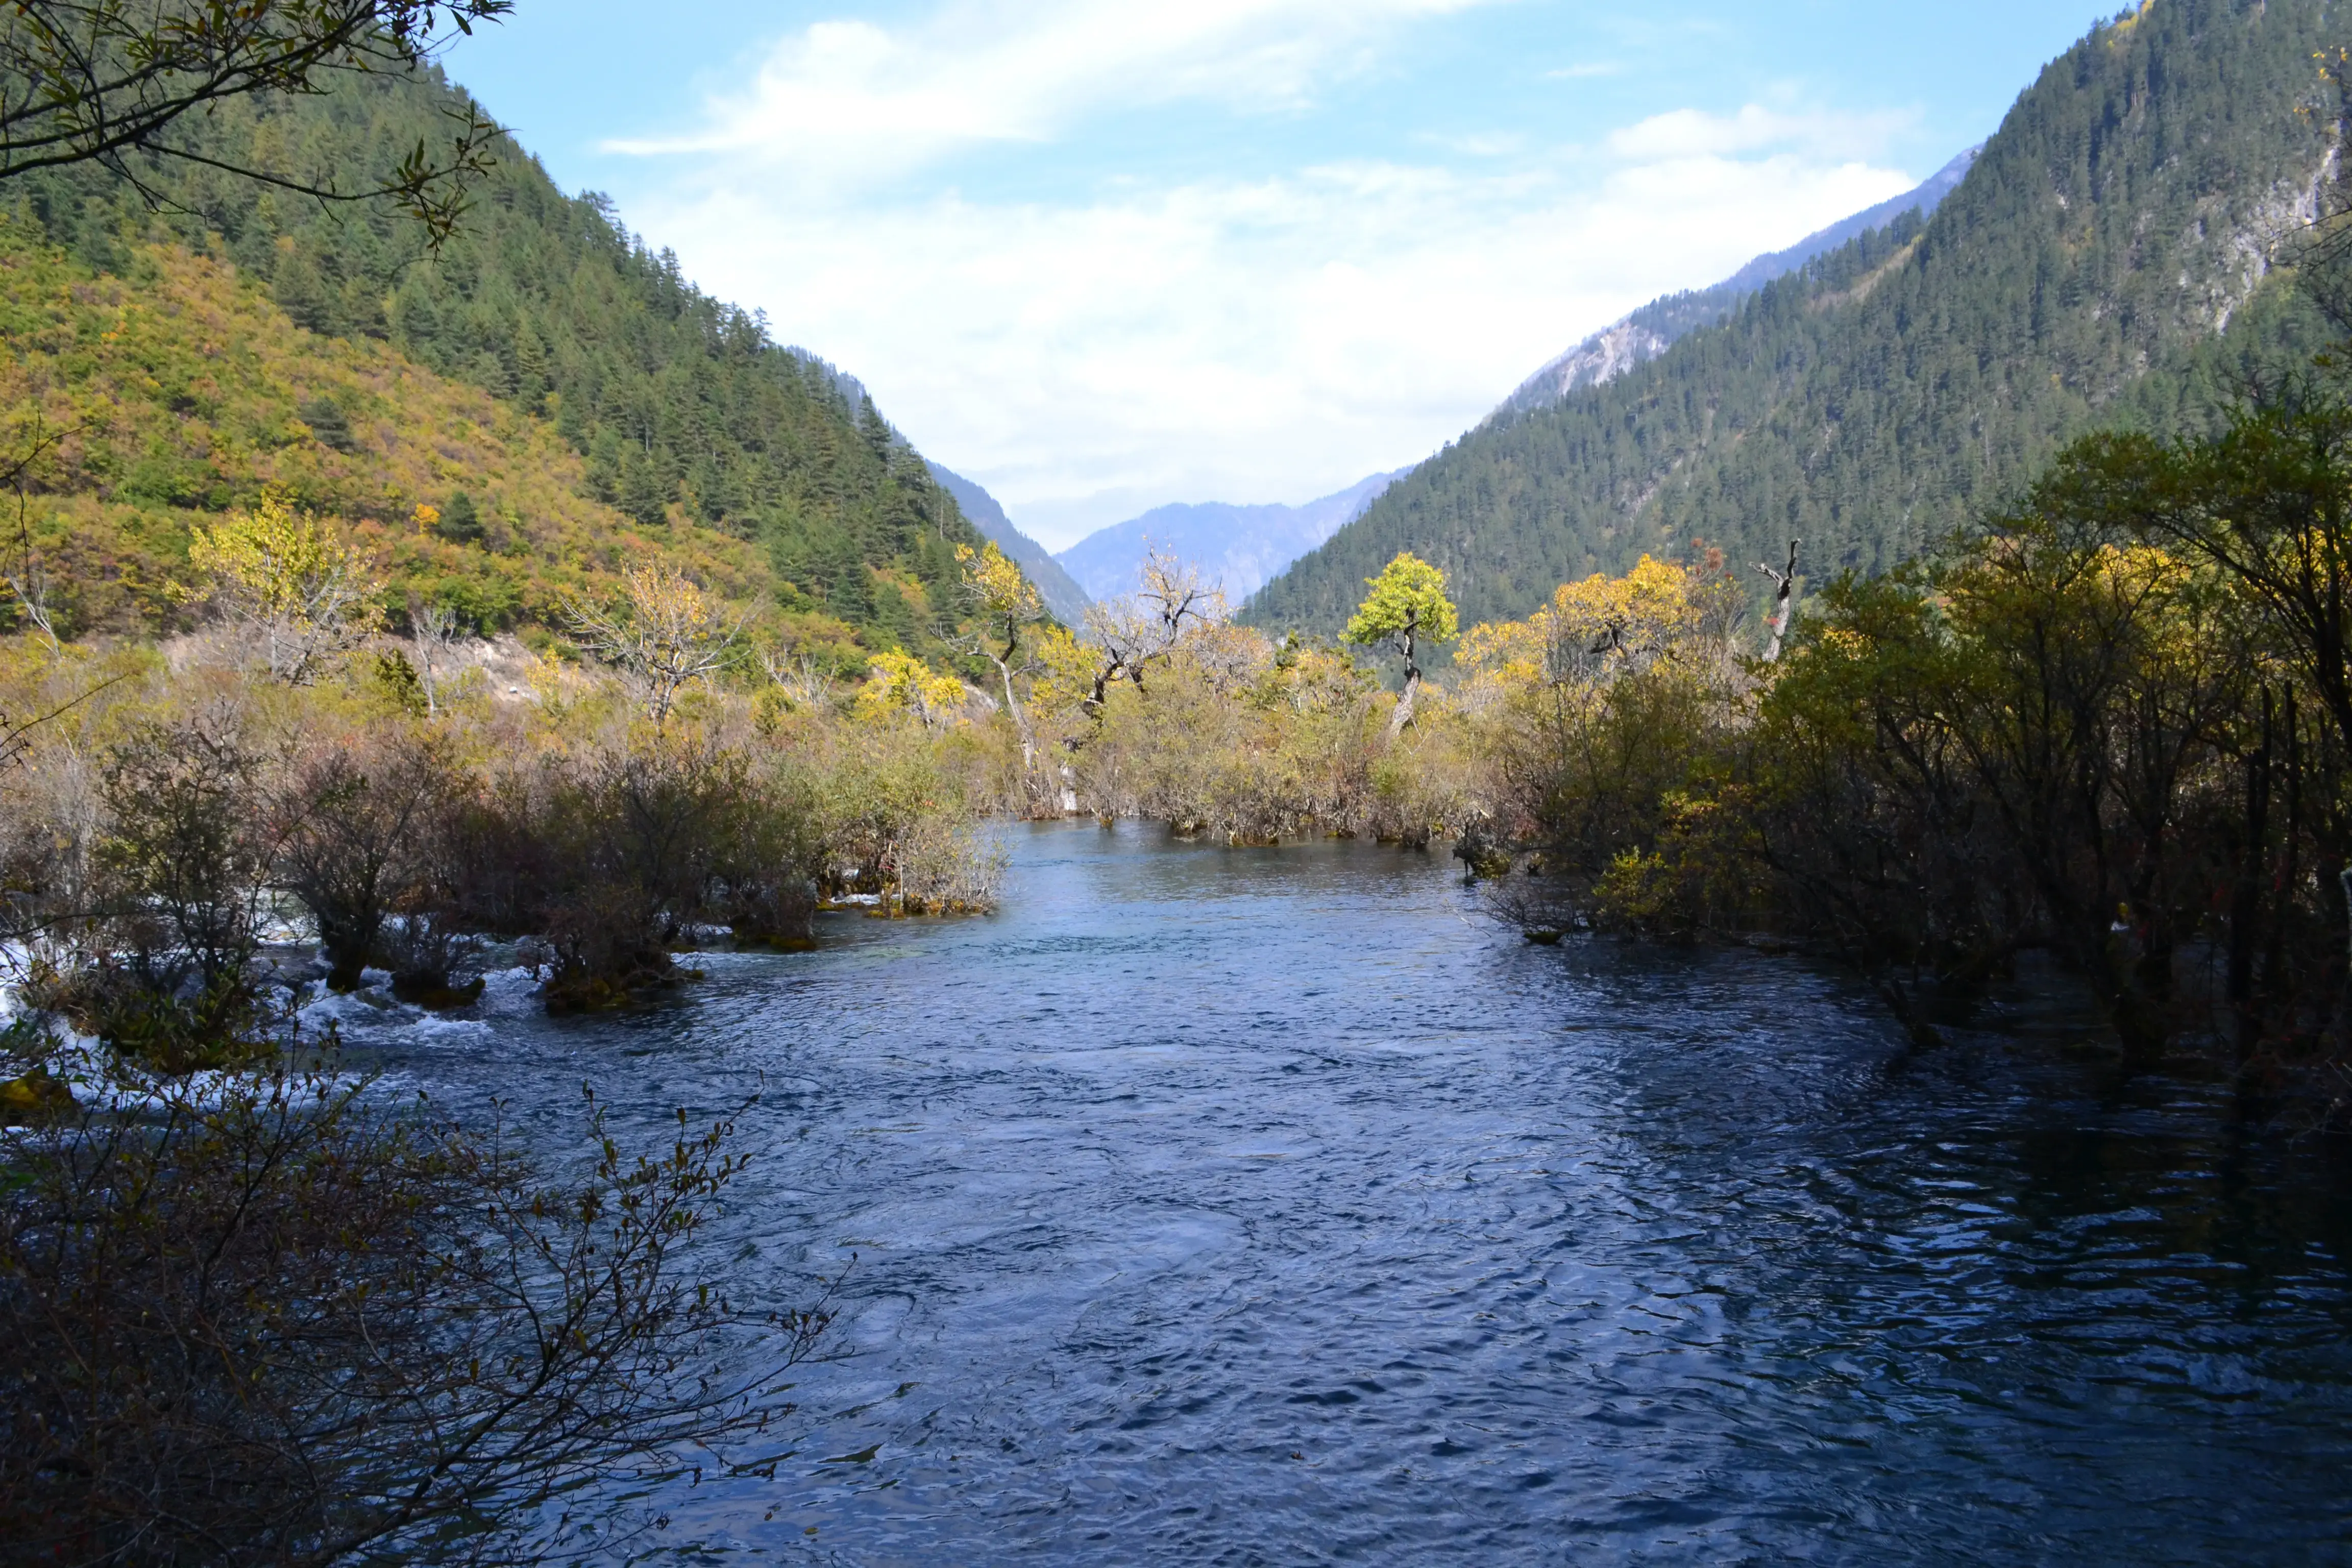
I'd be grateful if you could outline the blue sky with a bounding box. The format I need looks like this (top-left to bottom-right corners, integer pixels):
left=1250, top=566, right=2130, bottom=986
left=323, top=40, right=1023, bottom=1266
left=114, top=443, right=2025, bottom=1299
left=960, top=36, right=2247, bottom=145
left=443, top=1, right=2125, bottom=547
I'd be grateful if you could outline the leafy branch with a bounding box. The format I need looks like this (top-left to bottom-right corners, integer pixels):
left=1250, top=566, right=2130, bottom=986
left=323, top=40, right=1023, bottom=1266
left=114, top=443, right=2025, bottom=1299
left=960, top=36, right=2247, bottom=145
left=0, top=1, right=513, bottom=249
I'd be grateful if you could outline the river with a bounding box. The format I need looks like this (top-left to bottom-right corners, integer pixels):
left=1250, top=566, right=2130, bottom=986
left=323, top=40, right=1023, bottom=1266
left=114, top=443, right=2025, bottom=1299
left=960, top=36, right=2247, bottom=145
left=330, top=820, right=2352, bottom=1564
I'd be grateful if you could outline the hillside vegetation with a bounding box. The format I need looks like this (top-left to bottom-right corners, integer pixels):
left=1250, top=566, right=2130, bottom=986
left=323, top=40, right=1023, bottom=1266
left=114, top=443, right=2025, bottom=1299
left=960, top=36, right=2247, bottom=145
left=1249, top=0, right=2343, bottom=639
left=2, top=62, right=997, bottom=664
left=1489, top=148, right=1977, bottom=422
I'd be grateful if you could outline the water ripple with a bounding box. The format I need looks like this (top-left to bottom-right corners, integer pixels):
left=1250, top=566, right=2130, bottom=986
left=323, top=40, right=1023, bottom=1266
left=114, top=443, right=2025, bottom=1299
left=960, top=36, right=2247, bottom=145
left=351, top=822, right=2352, bottom=1565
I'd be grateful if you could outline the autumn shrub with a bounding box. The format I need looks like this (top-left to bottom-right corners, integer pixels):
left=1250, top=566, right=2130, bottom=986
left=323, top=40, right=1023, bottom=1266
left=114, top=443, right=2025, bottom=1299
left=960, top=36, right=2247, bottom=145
left=706, top=754, right=827, bottom=949
left=1449, top=552, right=1758, bottom=929
left=529, top=736, right=766, bottom=1011
left=810, top=713, right=1003, bottom=913
left=0, top=610, right=1007, bottom=1032
left=1054, top=612, right=1496, bottom=848
left=32, top=709, right=278, bottom=1071
left=0, top=1054, right=827, bottom=1567
left=273, top=725, right=467, bottom=991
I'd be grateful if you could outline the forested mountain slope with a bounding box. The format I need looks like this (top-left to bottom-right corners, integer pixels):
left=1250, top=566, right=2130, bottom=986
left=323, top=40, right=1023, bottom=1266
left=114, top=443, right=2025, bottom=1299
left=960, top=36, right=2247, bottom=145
left=1, top=61, right=995, bottom=657
left=0, top=222, right=765, bottom=641
left=1248, top=0, right=2343, bottom=640
left=1493, top=146, right=1978, bottom=420
left=926, top=462, right=1091, bottom=622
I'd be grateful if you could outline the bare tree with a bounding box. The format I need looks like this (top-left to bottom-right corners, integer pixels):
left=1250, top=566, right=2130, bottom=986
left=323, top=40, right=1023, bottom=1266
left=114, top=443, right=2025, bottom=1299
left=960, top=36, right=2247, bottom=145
left=1755, top=539, right=1800, bottom=662
left=564, top=562, right=745, bottom=727
left=759, top=647, right=837, bottom=713
left=0, top=0, right=511, bottom=251
left=1077, top=548, right=1224, bottom=712
left=406, top=596, right=467, bottom=716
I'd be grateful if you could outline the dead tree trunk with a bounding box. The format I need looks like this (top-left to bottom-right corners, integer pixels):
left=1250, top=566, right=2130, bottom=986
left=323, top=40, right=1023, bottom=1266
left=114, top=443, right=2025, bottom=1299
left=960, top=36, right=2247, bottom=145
left=1756, top=539, right=1800, bottom=662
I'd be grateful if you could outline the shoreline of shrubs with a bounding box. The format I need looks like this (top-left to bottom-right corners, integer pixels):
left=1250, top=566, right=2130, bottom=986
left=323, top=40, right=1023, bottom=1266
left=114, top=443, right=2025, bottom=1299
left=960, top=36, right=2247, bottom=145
left=0, top=633, right=1010, bottom=1080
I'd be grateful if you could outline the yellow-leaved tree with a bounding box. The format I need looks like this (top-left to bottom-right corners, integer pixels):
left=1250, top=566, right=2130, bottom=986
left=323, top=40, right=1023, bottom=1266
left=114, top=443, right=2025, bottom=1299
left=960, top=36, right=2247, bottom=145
left=184, top=486, right=385, bottom=685
left=853, top=650, right=968, bottom=730
left=1456, top=552, right=1712, bottom=712
left=955, top=541, right=1046, bottom=774
left=1344, top=551, right=1457, bottom=734
left=564, top=561, right=743, bottom=726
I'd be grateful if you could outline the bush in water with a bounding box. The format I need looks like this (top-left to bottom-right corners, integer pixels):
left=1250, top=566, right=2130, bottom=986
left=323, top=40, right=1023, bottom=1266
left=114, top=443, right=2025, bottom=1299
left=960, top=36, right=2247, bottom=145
left=0, top=643, right=992, bottom=1024
left=27, top=712, right=278, bottom=1072
left=273, top=728, right=468, bottom=992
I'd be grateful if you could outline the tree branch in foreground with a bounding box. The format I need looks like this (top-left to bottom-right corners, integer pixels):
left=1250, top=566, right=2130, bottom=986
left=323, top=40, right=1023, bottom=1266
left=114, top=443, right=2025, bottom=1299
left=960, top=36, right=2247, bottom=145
left=0, top=1054, right=829, bottom=1566
left=0, top=1, right=513, bottom=250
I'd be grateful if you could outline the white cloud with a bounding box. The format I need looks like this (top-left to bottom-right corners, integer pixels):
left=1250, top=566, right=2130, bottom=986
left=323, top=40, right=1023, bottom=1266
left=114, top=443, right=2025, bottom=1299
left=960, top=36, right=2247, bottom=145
left=608, top=0, right=1496, bottom=185
left=596, top=1, right=1926, bottom=547
left=632, top=141, right=1915, bottom=546
left=1419, top=130, right=1529, bottom=157
left=1605, top=103, right=1915, bottom=161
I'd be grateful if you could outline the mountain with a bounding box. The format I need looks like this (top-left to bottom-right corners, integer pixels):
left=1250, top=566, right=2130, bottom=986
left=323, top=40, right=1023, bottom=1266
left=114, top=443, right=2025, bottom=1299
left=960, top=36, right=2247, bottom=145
left=1247, top=0, right=2340, bottom=642
left=0, top=226, right=715, bottom=642
left=1493, top=146, right=1980, bottom=421
left=1, top=61, right=1007, bottom=665
left=1057, top=470, right=1407, bottom=605
left=926, top=463, right=1092, bottom=622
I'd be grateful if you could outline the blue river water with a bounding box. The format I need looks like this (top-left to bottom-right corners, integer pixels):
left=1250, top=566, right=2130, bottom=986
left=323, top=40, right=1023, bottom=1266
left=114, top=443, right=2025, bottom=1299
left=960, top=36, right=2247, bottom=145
left=333, top=820, right=2352, bottom=1565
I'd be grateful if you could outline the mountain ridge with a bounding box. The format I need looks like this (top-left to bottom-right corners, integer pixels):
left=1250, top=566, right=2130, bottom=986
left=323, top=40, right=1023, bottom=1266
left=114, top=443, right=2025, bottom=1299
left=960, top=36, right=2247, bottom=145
left=1492, top=146, right=1981, bottom=422
left=926, top=462, right=1092, bottom=623
left=1056, top=471, right=1407, bottom=606
left=1247, top=0, right=2341, bottom=643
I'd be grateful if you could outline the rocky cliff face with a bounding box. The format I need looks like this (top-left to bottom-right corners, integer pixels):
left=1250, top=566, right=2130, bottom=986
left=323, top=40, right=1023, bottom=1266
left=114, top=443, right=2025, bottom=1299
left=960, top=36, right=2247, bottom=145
left=1505, top=320, right=1674, bottom=410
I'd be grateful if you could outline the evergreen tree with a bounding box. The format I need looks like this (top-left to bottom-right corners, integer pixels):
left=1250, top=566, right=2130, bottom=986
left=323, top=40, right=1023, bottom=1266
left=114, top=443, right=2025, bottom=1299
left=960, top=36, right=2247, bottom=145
left=437, top=491, right=483, bottom=544
left=0, top=59, right=995, bottom=650
left=1248, top=0, right=2344, bottom=641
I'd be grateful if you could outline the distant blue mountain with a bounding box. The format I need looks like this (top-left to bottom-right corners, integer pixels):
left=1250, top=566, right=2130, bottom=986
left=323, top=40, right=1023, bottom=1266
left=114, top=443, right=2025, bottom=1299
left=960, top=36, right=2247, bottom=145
left=1493, top=146, right=1980, bottom=420
left=925, top=463, right=1092, bottom=624
left=1056, top=470, right=1408, bottom=607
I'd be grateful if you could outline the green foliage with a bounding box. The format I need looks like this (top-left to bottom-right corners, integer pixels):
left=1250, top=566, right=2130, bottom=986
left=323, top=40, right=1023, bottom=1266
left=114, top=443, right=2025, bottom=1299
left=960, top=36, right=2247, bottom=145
left=1251, top=0, right=2343, bottom=639
left=295, top=394, right=354, bottom=452
left=1480, top=365, right=2352, bottom=1081
left=437, top=487, right=482, bottom=543
left=1, top=61, right=999, bottom=657
left=1344, top=550, right=1458, bottom=663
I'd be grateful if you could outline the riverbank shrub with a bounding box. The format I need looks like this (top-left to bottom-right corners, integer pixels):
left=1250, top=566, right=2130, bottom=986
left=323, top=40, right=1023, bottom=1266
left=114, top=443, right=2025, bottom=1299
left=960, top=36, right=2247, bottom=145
left=1448, top=367, right=2352, bottom=1104
left=0, top=623, right=1003, bottom=1032
left=23, top=708, right=279, bottom=1070
left=1025, top=592, right=1493, bottom=847
left=0, top=1052, right=827, bottom=1566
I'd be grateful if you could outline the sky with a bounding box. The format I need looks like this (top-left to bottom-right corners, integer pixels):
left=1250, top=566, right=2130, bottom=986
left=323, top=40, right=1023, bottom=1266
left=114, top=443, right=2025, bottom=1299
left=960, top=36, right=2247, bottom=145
left=440, top=0, right=2126, bottom=549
